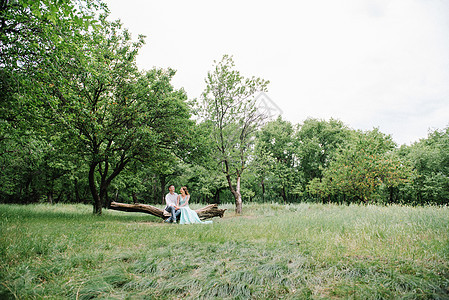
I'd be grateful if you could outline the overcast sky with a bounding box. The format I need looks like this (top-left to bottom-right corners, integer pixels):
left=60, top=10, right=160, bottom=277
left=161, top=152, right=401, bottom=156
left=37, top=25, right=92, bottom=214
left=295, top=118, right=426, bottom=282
left=106, top=0, right=449, bottom=145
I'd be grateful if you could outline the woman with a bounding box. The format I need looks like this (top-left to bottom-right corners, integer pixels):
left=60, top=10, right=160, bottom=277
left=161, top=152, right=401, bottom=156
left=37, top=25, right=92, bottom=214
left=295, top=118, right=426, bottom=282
left=177, top=186, right=212, bottom=224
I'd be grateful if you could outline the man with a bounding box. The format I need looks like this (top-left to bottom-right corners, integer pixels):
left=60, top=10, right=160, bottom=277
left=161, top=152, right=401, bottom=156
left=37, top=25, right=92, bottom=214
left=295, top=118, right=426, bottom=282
left=164, top=185, right=180, bottom=223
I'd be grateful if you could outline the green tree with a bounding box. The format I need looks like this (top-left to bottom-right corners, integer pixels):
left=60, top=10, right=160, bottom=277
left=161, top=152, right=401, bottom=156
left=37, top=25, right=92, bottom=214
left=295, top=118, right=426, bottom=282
left=294, top=118, right=350, bottom=191
left=51, top=57, right=190, bottom=214
left=308, top=128, right=413, bottom=203
left=254, top=116, right=298, bottom=202
left=404, top=126, right=449, bottom=204
left=0, top=0, right=103, bottom=204
left=199, top=55, right=269, bottom=214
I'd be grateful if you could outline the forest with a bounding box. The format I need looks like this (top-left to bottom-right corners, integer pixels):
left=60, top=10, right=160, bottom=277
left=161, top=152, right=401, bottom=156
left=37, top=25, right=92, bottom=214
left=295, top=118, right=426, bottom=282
left=1, top=0, right=448, bottom=214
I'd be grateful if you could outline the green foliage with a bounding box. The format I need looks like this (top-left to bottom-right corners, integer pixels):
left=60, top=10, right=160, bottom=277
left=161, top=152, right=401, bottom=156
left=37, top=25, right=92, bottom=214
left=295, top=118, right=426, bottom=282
left=253, top=116, right=299, bottom=202
left=402, top=126, right=449, bottom=205
left=1, top=203, right=448, bottom=298
left=1, top=0, right=106, bottom=203
left=308, top=128, right=414, bottom=203
left=200, top=55, right=269, bottom=172
left=295, top=118, right=351, bottom=187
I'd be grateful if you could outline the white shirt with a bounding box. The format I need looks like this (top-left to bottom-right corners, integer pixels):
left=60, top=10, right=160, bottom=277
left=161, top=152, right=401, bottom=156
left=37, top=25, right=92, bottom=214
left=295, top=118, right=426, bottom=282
left=165, top=192, right=178, bottom=207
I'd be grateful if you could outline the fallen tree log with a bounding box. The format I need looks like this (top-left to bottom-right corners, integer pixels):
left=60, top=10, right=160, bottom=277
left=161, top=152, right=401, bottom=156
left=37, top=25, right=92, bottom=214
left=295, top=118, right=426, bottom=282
left=109, top=202, right=226, bottom=220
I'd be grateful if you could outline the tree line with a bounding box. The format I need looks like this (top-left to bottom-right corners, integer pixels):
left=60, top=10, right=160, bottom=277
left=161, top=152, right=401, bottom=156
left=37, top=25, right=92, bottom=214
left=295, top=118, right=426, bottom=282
left=1, top=0, right=448, bottom=214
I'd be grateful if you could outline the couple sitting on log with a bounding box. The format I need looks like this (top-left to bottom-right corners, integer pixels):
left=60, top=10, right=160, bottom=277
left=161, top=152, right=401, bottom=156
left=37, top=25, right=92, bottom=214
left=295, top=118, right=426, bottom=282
left=164, top=185, right=212, bottom=224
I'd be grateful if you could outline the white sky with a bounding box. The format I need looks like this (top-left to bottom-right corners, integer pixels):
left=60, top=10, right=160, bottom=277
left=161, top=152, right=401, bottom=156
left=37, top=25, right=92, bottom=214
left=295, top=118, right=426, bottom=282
left=106, top=0, right=449, bottom=145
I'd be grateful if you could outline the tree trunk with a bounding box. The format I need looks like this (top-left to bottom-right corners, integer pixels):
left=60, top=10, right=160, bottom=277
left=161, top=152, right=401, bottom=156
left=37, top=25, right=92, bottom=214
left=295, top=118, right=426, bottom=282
left=234, top=176, right=242, bottom=214
left=95, top=155, right=128, bottom=213
left=281, top=186, right=287, bottom=203
left=213, top=188, right=220, bottom=204
left=89, top=162, right=102, bottom=215
left=100, top=186, right=110, bottom=208
left=389, top=186, right=394, bottom=203
left=47, top=192, right=53, bottom=205
left=109, top=202, right=226, bottom=220
left=226, top=174, right=242, bottom=214
left=99, top=160, right=109, bottom=209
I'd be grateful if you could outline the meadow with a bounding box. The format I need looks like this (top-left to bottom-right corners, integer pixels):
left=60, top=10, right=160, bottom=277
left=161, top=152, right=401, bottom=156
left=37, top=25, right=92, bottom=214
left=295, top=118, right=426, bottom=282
left=0, top=202, right=448, bottom=299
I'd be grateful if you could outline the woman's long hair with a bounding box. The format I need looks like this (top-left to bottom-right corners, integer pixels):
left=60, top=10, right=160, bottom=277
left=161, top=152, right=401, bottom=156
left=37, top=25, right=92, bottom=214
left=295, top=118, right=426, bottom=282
left=181, top=186, right=189, bottom=195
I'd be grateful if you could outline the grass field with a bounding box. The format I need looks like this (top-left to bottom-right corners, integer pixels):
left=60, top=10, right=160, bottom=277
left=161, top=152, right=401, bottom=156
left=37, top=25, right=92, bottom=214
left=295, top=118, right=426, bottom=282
left=0, top=202, right=448, bottom=299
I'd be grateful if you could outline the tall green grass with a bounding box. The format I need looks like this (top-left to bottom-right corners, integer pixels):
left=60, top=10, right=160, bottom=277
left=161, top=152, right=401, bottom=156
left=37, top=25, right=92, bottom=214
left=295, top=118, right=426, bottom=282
left=1, top=202, right=448, bottom=299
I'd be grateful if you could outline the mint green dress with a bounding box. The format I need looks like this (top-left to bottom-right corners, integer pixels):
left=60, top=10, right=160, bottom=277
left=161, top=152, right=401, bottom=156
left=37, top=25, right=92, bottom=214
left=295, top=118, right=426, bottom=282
left=179, top=195, right=212, bottom=225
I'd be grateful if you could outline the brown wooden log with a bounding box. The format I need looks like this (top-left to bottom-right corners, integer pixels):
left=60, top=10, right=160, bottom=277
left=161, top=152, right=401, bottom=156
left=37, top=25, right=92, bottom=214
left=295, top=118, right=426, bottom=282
left=109, top=202, right=166, bottom=218
left=194, top=204, right=227, bottom=220
left=109, top=201, right=226, bottom=220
